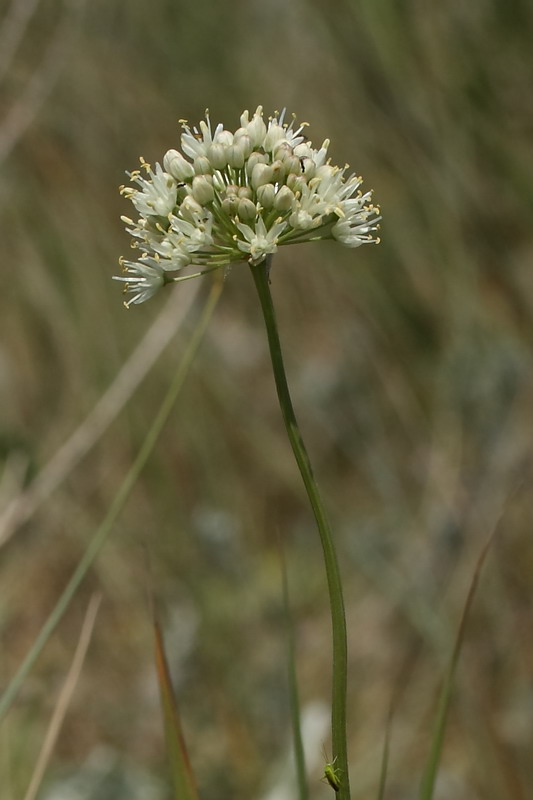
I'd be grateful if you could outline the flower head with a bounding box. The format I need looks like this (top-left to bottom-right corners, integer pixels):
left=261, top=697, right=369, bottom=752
left=116, top=106, right=380, bottom=305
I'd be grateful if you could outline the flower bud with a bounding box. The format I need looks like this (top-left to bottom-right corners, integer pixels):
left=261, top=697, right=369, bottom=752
left=263, top=122, right=285, bottom=153
left=285, top=155, right=303, bottom=176
left=251, top=162, right=273, bottom=190
left=222, top=196, right=238, bottom=216
left=294, top=143, right=313, bottom=159
left=163, top=149, right=195, bottom=181
left=246, top=108, right=267, bottom=147
left=286, top=174, right=307, bottom=193
left=273, top=142, right=293, bottom=162
left=237, top=198, right=257, bottom=222
left=238, top=186, right=253, bottom=200
left=214, top=129, right=234, bottom=147
left=233, top=131, right=252, bottom=159
left=246, top=151, right=269, bottom=177
left=274, top=186, right=295, bottom=212
left=207, top=143, right=227, bottom=170
left=192, top=175, right=215, bottom=205
left=194, top=156, right=212, bottom=175
left=256, top=183, right=275, bottom=209
left=270, top=159, right=284, bottom=183
left=226, top=144, right=245, bottom=168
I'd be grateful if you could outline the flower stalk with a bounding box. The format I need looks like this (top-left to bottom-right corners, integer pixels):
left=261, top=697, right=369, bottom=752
left=250, top=257, right=350, bottom=800
left=116, top=107, right=381, bottom=797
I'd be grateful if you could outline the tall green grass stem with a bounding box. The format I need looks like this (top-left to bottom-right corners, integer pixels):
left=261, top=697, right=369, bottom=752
left=418, top=533, right=494, bottom=800
left=280, top=538, right=309, bottom=800
left=250, top=258, right=350, bottom=800
left=0, top=279, right=223, bottom=723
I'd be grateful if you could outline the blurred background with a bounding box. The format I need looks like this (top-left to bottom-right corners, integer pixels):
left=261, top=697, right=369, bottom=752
left=1, top=0, right=533, bottom=798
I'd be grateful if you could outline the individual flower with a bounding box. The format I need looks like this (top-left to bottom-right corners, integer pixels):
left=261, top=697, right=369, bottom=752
left=115, top=106, right=380, bottom=305
left=112, top=257, right=168, bottom=307
left=235, top=217, right=288, bottom=264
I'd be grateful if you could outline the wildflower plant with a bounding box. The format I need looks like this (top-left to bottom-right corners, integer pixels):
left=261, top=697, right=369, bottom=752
left=115, top=105, right=380, bottom=306
left=116, top=107, right=381, bottom=800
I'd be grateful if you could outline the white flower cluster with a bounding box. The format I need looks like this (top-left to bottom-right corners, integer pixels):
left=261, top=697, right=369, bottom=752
left=115, top=106, right=380, bottom=306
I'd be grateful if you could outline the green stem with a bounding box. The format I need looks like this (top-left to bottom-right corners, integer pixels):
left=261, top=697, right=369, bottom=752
left=250, top=258, right=350, bottom=800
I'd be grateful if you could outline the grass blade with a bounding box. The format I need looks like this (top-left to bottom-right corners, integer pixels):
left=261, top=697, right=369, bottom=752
left=153, top=618, right=199, bottom=800
left=279, top=536, right=308, bottom=800
left=418, top=532, right=496, bottom=800
left=22, top=593, right=102, bottom=800
left=376, top=704, right=393, bottom=800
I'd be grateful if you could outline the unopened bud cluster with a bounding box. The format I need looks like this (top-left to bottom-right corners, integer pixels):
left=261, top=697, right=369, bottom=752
left=115, top=106, right=380, bottom=306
